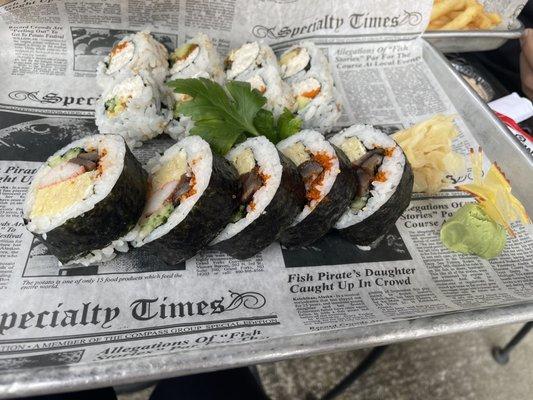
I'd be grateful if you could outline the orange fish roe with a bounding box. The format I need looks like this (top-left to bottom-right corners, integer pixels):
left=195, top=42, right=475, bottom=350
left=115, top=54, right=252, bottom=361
left=259, top=170, right=270, bottom=183
left=384, top=147, right=395, bottom=157
left=302, top=87, right=321, bottom=99
left=304, top=151, right=334, bottom=203
left=374, top=171, right=388, bottom=182
left=374, top=146, right=395, bottom=157
left=96, top=148, right=107, bottom=176
left=110, top=41, right=128, bottom=57
left=314, top=152, right=334, bottom=170
left=307, top=186, right=323, bottom=202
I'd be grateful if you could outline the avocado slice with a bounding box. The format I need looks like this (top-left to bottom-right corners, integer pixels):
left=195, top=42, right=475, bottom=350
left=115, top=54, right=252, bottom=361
left=139, top=203, right=174, bottom=238
left=104, top=96, right=125, bottom=117
left=47, top=147, right=84, bottom=168
left=296, top=95, right=311, bottom=110
left=350, top=195, right=369, bottom=212
left=170, top=43, right=199, bottom=64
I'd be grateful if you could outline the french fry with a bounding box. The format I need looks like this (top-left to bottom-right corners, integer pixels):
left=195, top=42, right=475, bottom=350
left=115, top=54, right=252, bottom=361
left=441, top=4, right=482, bottom=30
left=487, top=12, right=502, bottom=25
left=428, top=22, right=445, bottom=30
left=431, top=0, right=466, bottom=21
left=449, top=11, right=462, bottom=19
left=429, top=0, right=503, bottom=31
left=430, top=16, right=451, bottom=28
left=474, top=13, right=493, bottom=29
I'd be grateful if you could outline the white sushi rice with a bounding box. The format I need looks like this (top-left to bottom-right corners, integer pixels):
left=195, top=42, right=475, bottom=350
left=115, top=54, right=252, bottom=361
left=95, top=72, right=173, bottom=148
left=279, top=41, right=341, bottom=132
left=168, top=33, right=225, bottom=83
left=252, top=64, right=296, bottom=118
left=329, top=125, right=405, bottom=229
left=68, top=238, right=130, bottom=267
left=96, top=31, right=169, bottom=90
left=165, top=116, right=195, bottom=142
left=166, top=33, right=225, bottom=140
left=226, top=42, right=294, bottom=118
left=129, top=135, right=213, bottom=247
left=23, top=135, right=125, bottom=235
left=277, top=130, right=339, bottom=225
left=210, top=136, right=283, bottom=245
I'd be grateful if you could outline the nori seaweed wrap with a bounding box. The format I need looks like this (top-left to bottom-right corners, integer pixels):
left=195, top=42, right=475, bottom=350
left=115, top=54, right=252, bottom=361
left=277, top=130, right=357, bottom=247
left=129, top=135, right=239, bottom=265
left=23, top=134, right=148, bottom=264
left=329, top=124, right=414, bottom=246
left=210, top=136, right=306, bottom=259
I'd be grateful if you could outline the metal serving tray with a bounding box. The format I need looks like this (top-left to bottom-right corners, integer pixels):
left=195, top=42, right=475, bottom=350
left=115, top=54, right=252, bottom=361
left=423, top=20, right=524, bottom=53
left=1, top=40, right=532, bottom=398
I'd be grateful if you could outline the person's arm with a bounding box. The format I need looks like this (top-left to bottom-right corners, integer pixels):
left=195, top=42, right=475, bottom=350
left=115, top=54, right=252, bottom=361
left=520, top=29, right=533, bottom=100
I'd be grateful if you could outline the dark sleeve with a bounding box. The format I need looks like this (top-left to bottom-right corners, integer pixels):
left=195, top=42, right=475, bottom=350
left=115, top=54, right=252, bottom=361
left=469, top=3, right=533, bottom=96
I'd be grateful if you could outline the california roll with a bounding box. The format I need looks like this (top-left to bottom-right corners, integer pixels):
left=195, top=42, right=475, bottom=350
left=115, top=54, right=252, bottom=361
left=225, top=42, right=294, bottom=117
left=95, top=72, right=173, bottom=148
left=279, top=42, right=341, bottom=132
left=96, top=31, right=169, bottom=89
left=166, top=33, right=225, bottom=140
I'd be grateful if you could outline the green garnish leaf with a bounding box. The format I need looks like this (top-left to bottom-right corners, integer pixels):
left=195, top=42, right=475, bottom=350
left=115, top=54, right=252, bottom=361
left=235, top=133, right=247, bottom=145
left=167, top=78, right=267, bottom=154
left=172, top=102, right=182, bottom=118
left=190, top=121, right=243, bottom=155
left=253, top=109, right=277, bottom=143
left=277, top=108, right=302, bottom=140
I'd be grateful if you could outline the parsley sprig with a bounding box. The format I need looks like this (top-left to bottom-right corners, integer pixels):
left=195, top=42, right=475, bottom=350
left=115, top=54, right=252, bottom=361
left=167, top=78, right=301, bottom=154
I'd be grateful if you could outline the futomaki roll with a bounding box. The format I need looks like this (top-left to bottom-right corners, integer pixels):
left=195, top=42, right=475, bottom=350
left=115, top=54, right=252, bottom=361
left=278, top=42, right=341, bottom=132
left=225, top=42, right=295, bottom=117
left=96, top=31, right=169, bottom=89
left=166, top=33, right=225, bottom=140
left=95, top=73, right=173, bottom=148
left=277, top=130, right=357, bottom=247
left=329, top=125, right=414, bottom=246
left=210, top=136, right=305, bottom=259
left=128, top=136, right=239, bottom=264
left=23, top=135, right=147, bottom=265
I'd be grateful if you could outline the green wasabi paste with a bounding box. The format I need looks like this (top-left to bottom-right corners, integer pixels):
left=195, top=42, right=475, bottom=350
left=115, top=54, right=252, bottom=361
left=440, top=203, right=506, bottom=260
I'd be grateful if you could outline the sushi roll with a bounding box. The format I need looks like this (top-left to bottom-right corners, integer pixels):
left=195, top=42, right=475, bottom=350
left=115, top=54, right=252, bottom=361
left=23, top=134, right=148, bottom=265
left=210, top=136, right=305, bottom=259
left=96, top=31, right=169, bottom=89
left=95, top=72, right=173, bottom=148
left=166, top=33, right=225, bottom=141
left=128, top=136, right=239, bottom=265
left=278, top=42, right=341, bottom=132
left=225, top=42, right=295, bottom=117
left=329, top=125, right=414, bottom=246
left=168, top=33, right=225, bottom=83
left=277, top=130, right=357, bottom=247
